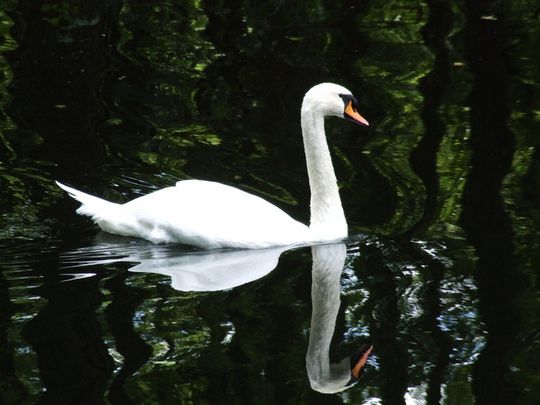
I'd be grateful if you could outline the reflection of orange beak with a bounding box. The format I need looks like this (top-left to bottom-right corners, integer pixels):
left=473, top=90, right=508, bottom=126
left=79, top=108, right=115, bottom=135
left=344, top=101, right=369, bottom=126
left=351, top=345, right=373, bottom=378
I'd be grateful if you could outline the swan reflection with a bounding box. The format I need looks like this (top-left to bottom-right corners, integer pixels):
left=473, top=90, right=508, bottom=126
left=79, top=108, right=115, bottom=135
left=60, top=234, right=288, bottom=291
left=61, top=237, right=372, bottom=392
left=128, top=246, right=288, bottom=291
left=307, top=243, right=372, bottom=394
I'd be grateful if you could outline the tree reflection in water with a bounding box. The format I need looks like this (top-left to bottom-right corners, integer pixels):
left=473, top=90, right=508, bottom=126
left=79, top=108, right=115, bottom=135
left=0, top=0, right=539, bottom=403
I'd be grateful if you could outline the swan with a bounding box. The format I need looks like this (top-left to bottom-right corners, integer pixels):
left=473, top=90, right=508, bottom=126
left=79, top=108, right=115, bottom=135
left=307, top=243, right=373, bottom=393
left=56, top=83, right=369, bottom=249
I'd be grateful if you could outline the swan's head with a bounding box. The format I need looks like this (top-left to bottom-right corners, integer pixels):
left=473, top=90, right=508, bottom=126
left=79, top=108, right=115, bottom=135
left=302, top=83, right=369, bottom=126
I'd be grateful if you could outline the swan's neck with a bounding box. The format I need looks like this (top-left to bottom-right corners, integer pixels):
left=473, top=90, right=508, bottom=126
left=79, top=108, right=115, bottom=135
left=301, top=108, right=347, bottom=240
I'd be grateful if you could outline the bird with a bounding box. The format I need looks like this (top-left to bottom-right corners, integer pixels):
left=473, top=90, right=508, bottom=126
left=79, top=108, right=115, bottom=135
left=56, top=83, right=369, bottom=249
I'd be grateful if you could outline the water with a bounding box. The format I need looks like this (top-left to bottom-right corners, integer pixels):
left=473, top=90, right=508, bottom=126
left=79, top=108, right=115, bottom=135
left=1, top=1, right=539, bottom=404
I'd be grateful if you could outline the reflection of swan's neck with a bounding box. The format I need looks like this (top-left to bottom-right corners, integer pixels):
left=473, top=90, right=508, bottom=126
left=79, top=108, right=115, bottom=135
left=301, top=107, right=347, bottom=239
left=306, top=244, right=349, bottom=393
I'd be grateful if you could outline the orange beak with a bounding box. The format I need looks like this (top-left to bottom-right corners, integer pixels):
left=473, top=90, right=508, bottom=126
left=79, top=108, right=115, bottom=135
left=344, top=101, right=369, bottom=126
left=351, top=345, right=373, bottom=378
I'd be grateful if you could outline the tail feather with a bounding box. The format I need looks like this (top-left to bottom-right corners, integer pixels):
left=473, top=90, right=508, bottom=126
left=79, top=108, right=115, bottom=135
left=55, top=181, right=115, bottom=218
left=56, top=181, right=137, bottom=237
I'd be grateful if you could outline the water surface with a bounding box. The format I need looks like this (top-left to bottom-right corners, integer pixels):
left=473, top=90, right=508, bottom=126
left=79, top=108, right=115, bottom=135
left=1, top=1, right=539, bottom=404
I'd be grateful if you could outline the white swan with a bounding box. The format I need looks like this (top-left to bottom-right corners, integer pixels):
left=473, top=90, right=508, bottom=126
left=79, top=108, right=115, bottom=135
left=56, top=83, right=369, bottom=249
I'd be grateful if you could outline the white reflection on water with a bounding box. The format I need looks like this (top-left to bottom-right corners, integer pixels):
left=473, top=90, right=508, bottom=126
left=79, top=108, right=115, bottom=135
left=60, top=233, right=290, bottom=291
left=60, top=235, right=371, bottom=394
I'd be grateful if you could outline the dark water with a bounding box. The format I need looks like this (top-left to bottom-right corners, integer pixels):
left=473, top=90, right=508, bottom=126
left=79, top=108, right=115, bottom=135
left=1, top=1, right=539, bottom=404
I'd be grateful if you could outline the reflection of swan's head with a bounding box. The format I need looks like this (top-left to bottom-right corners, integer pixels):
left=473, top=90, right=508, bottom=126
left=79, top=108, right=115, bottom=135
left=311, top=344, right=373, bottom=394
left=302, top=83, right=369, bottom=126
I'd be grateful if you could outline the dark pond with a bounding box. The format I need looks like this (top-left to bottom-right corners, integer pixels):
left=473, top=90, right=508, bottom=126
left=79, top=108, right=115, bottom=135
left=1, top=1, right=539, bottom=404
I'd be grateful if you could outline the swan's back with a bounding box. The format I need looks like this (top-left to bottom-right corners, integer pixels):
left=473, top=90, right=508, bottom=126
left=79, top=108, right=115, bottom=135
left=122, top=180, right=310, bottom=248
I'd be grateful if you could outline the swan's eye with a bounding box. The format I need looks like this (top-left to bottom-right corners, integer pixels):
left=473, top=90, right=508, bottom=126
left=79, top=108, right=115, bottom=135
left=339, top=94, right=352, bottom=109
left=339, top=93, right=361, bottom=112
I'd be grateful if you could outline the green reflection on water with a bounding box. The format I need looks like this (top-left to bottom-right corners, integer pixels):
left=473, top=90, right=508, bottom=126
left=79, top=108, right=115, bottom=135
left=0, top=0, right=539, bottom=404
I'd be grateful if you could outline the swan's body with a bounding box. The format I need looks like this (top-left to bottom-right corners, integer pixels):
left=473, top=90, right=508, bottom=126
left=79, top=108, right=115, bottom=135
left=58, top=180, right=310, bottom=249
left=57, top=83, right=368, bottom=249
